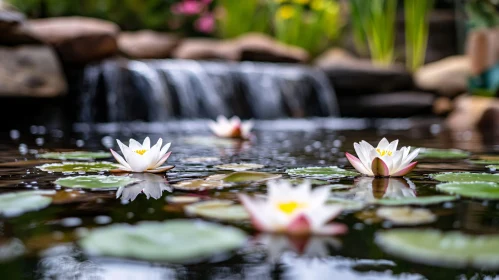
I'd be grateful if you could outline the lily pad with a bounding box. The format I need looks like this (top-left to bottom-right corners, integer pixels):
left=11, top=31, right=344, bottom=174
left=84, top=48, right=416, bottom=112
left=376, top=229, right=499, bottom=269
left=221, top=171, right=281, bottom=183
left=376, top=207, right=436, bottom=225
left=417, top=148, right=469, bottom=159
left=185, top=200, right=249, bottom=221
left=376, top=196, right=457, bottom=206
left=327, top=197, right=365, bottom=211
left=287, top=178, right=330, bottom=185
left=436, top=182, right=499, bottom=199
left=37, top=161, right=120, bottom=173
left=286, top=166, right=359, bottom=179
left=38, top=151, right=111, bottom=161
left=80, top=220, right=247, bottom=263
left=166, top=196, right=201, bottom=204
left=214, top=163, right=264, bottom=171
left=54, top=175, right=140, bottom=190
left=0, top=190, right=54, bottom=217
left=173, top=179, right=226, bottom=191
left=431, top=172, right=499, bottom=183
left=470, top=160, right=499, bottom=165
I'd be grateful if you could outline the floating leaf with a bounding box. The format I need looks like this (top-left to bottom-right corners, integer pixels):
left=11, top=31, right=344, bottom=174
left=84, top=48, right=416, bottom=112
left=436, top=182, right=499, bottom=199
left=376, top=196, right=457, bottom=206
left=0, top=239, right=25, bottom=262
left=80, top=220, right=247, bottom=263
left=327, top=197, right=365, bottom=211
left=417, top=148, right=469, bottom=159
left=166, top=196, right=201, bottom=204
left=54, top=175, right=140, bottom=190
left=181, top=157, right=220, bottom=164
left=287, top=178, right=330, bottom=185
left=431, top=172, right=499, bottom=183
left=0, top=191, right=54, bottom=217
left=173, top=179, right=226, bottom=191
left=38, top=151, right=111, bottom=161
left=376, top=207, right=436, bottom=225
left=221, top=171, right=281, bottom=183
left=37, top=162, right=120, bottom=173
left=185, top=200, right=249, bottom=221
left=376, top=229, right=499, bottom=269
left=470, top=160, right=499, bottom=165
left=286, top=166, right=359, bottom=178
left=214, top=163, right=264, bottom=171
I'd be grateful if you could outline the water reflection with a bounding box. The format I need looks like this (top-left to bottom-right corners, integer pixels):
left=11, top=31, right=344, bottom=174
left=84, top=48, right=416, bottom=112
left=116, top=174, right=171, bottom=201
left=337, top=178, right=416, bottom=202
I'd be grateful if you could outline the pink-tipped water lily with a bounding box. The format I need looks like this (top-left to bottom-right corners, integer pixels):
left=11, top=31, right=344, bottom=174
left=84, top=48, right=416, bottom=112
left=239, top=180, right=347, bottom=236
left=345, top=138, right=420, bottom=177
left=110, top=137, right=174, bottom=173
left=208, top=115, right=253, bottom=139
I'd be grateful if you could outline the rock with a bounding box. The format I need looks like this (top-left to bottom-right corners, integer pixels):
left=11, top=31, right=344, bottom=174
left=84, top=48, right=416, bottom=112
left=0, top=3, right=41, bottom=45
left=234, top=33, right=309, bottom=63
left=0, top=46, right=67, bottom=97
left=173, top=33, right=309, bottom=63
left=29, top=17, right=120, bottom=64
left=477, top=107, right=499, bottom=142
left=315, top=49, right=413, bottom=96
left=446, top=95, right=499, bottom=131
left=415, top=56, right=469, bottom=97
left=338, top=91, right=436, bottom=118
left=466, top=28, right=499, bottom=76
left=118, top=31, right=181, bottom=59
left=0, top=2, right=24, bottom=30
left=172, top=38, right=235, bottom=60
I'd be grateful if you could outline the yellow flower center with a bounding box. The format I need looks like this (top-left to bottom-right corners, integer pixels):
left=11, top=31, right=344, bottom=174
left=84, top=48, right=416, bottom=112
left=277, top=201, right=307, bottom=215
left=277, top=5, right=296, bottom=20
left=376, top=148, right=393, bottom=157
left=134, top=149, right=147, bottom=155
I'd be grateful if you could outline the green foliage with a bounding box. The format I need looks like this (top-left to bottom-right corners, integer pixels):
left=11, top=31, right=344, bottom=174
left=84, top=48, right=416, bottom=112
left=405, top=0, right=433, bottom=71
left=466, top=0, right=499, bottom=29
left=217, top=0, right=270, bottom=39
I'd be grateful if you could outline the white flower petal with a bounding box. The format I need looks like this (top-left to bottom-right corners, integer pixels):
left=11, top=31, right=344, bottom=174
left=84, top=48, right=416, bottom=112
left=142, top=137, right=151, bottom=150
left=377, top=138, right=390, bottom=150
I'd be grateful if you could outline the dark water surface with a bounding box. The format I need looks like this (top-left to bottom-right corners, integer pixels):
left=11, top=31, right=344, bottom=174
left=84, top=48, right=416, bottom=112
left=0, top=118, right=498, bottom=280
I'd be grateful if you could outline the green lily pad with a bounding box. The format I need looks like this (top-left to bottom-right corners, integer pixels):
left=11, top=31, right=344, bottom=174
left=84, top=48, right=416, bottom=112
left=376, top=207, right=436, bottom=225
left=0, top=190, right=54, bottom=217
left=436, top=182, right=499, bottom=199
left=54, top=175, right=140, bottom=190
left=166, top=196, right=201, bottom=204
left=287, top=178, right=330, bottom=185
left=327, top=197, right=365, bottom=211
left=376, top=229, right=499, bottom=269
left=37, top=161, right=120, bottom=173
left=185, top=200, right=249, bottom=221
left=470, top=160, right=499, bottom=165
left=173, top=179, right=226, bottom=191
left=214, top=163, right=264, bottom=171
left=431, top=172, right=499, bottom=183
left=37, top=151, right=111, bottom=161
left=221, top=171, right=281, bottom=183
left=80, top=220, right=247, bottom=263
left=376, top=196, right=457, bottom=206
left=417, top=148, right=469, bottom=159
left=286, top=166, right=359, bottom=179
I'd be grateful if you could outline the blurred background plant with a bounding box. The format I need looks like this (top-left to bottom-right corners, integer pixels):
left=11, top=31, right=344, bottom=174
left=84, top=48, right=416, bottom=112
left=216, top=0, right=270, bottom=39
left=465, top=0, right=499, bottom=29
left=270, top=0, right=344, bottom=56
left=404, top=0, right=434, bottom=71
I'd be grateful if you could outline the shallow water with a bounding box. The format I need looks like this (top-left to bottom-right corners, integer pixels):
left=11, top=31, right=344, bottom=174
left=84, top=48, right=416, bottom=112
left=0, top=119, right=498, bottom=279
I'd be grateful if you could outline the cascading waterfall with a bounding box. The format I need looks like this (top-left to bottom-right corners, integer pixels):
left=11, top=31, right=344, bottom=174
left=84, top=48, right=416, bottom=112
left=77, top=59, right=339, bottom=122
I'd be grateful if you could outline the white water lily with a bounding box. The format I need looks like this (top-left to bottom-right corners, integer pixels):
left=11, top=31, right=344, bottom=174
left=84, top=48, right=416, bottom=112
left=110, top=137, right=174, bottom=173
left=352, top=177, right=416, bottom=202
left=239, top=180, right=347, bottom=236
left=116, top=174, right=171, bottom=201
left=346, top=138, right=420, bottom=177
left=208, top=115, right=253, bottom=139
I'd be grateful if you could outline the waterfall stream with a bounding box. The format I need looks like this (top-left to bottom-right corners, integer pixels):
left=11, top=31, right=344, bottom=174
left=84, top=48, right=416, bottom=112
left=77, top=59, right=339, bottom=122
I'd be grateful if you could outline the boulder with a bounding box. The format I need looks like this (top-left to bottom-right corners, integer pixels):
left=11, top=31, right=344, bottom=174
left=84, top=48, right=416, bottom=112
left=0, top=45, right=67, bottom=97
left=414, top=55, right=469, bottom=97
left=0, top=3, right=41, bottom=45
left=315, top=48, right=413, bottom=96
left=29, top=17, right=120, bottom=64
left=338, top=91, right=436, bottom=118
left=172, top=38, right=235, bottom=60
left=0, top=2, right=24, bottom=30
left=466, top=28, right=499, bottom=76
left=118, top=31, right=181, bottom=59
left=446, top=95, right=499, bottom=131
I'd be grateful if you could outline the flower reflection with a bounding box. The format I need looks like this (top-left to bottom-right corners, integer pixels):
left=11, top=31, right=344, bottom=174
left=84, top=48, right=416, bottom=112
left=116, top=174, right=171, bottom=201
left=256, top=234, right=341, bottom=263
left=347, top=177, right=416, bottom=202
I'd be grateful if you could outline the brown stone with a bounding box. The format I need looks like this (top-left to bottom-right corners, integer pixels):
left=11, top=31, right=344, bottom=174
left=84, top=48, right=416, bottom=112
left=0, top=2, right=24, bottom=30
left=118, top=30, right=181, bottom=59
left=446, top=95, right=499, bottom=131
left=415, top=55, right=469, bottom=97
left=0, top=45, right=67, bottom=97
left=29, top=17, right=120, bottom=64
left=466, top=28, right=499, bottom=76
left=172, top=38, right=235, bottom=60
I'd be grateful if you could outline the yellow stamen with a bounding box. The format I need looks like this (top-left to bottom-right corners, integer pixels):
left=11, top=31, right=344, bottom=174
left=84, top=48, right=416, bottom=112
left=376, top=148, right=393, bottom=157
left=134, top=149, right=147, bottom=155
left=277, top=201, right=307, bottom=215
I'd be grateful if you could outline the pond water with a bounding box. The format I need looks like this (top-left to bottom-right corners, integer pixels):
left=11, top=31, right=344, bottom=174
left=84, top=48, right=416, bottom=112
left=0, top=119, right=498, bottom=279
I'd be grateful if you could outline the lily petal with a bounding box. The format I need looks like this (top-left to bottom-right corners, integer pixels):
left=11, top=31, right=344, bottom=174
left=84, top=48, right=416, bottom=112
left=391, top=161, right=418, bottom=177
left=287, top=214, right=312, bottom=235
left=152, top=151, right=172, bottom=169
left=110, top=149, right=132, bottom=170
left=144, top=165, right=175, bottom=173
left=346, top=152, right=372, bottom=176
left=371, top=157, right=390, bottom=177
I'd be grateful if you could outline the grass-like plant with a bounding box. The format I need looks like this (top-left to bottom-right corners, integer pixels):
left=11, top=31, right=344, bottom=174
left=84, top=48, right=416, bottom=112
left=404, top=0, right=433, bottom=71
left=350, top=0, right=397, bottom=67
left=217, top=0, right=271, bottom=39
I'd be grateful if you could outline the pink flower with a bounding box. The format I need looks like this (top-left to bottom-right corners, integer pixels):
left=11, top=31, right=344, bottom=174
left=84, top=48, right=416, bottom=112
left=171, top=0, right=204, bottom=15
left=194, top=12, right=215, bottom=33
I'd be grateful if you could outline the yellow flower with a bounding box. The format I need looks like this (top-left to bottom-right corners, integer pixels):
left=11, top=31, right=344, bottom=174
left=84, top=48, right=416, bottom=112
left=311, top=0, right=325, bottom=11
left=276, top=5, right=296, bottom=20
